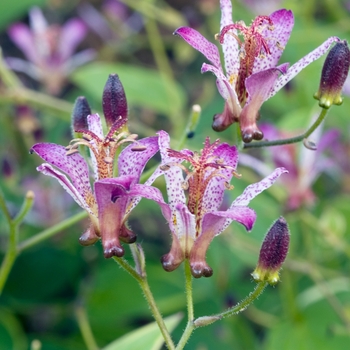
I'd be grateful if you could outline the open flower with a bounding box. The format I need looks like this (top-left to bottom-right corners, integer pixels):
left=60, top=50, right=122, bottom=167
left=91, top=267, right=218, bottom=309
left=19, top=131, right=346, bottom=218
left=31, top=75, right=159, bottom=257
left=153, top=131, right=287, bottom=278
left=174, top=0, right=340, bottom=142
left=7, top=7, right=95, bottom=94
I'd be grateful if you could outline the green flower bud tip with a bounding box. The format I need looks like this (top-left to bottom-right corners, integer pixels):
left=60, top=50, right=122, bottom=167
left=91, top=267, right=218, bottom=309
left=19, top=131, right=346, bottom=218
left=252, top=217, right=290, bottom=286
left=314, top=40, right=350, bottom=109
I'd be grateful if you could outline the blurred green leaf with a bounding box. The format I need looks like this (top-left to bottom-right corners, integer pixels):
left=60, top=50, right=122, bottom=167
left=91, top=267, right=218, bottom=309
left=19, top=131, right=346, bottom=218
left=103, top=313, right=182, bottom=350
left=0, top=307, right=27, bottom=350
left=0, top=0, right=46, bottom=31
left=71, top=63, right=186, bottom=116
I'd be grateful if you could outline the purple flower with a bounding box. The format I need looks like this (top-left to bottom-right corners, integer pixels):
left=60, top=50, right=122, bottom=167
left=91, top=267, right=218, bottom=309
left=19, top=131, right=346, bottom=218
left=151, top=131, right=287, bottom=278
left=174, top=0, right=340, bottom=142
left=7, top=7, right=95, bottom=94
left=31, top=110, right=159, bottom=258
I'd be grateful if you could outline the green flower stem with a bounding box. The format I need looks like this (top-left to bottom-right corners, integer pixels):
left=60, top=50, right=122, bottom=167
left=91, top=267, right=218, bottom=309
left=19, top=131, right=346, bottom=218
left=113, top=254, right=175, bottom=350
left=0, top=222, right=17, bottom=295
left=233, top=123, right=244, bottom=150
left=75, top=305, right=99, bottom=350
left=177, top=105, right=201, bottom=150
left=17, top=211, right=88, bottom=253
left=175, top=261, right=194, bottom=350
left=144, top=14, right=182, bottom=138
left=243, top=108, right=328, bottom=149
left=218, top=281, right=268, bottom=319
left=0, top=189, right=12, bottom=223
left=118, top=0, right=184, bottom=28
left=0, top=191, right=35, bottom=294
left=0, top=88, right=73, bottom=120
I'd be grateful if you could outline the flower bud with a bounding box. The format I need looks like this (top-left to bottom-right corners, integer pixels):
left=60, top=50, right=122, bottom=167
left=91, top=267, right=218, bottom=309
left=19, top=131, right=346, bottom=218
left=71, top=96, right=91, bottom=134
left=314, top=40, right=350, bottom=109
left=252, top=217, right=290, bottom=285
left=102, top=74, right=128, bottom=127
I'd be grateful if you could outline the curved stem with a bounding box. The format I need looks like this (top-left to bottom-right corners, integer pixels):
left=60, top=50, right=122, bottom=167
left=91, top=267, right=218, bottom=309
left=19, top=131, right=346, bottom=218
left=244, top=108, right=328, bottom=149
left=219, top=281, right=267, bottom=319
left=0, top=191, right=34, bottom=294
left=75, top=305, right=99, bottom=350
left=113, top=253, right=175, bottom=350
left=0, top=222, right=17, bottom=294
left=17, top=211, right=88, bottom=253
left=192, top=281, right=268, bottom=332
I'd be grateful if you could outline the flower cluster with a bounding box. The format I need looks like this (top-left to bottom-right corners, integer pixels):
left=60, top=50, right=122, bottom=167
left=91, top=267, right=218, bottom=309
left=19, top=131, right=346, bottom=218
left=31, top=74, right=287, bottom=277
left=174, top=0, right=340, bottom=142
left=29, top=2, right=348, bottom=280
left=31, top=74, right=159, bottom=258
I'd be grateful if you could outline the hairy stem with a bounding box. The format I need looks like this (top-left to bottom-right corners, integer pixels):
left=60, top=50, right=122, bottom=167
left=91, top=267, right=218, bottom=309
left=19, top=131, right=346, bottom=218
left=244, top=108, right=328, bottom=149
left=113, top=253, right=175, bottom=349
left=175, top=260, right=195, bottom=350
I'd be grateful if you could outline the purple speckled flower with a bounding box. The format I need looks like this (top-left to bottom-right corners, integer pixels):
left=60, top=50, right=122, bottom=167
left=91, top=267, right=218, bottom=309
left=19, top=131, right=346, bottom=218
left=7, top=7, right=95, bottom=94
left=150, top=131, right=287, bottom=278
left=174, top=0, right=340, bottom=142
left=31, top=108, right=159, bottom=258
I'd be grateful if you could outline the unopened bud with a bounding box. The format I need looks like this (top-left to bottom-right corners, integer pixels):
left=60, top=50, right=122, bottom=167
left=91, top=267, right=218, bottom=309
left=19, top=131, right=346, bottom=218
left=72, top=96, right=91, bottom=135
left=194, top=315, right=222, bottom=328
left=130, top=243, right=146, bottom=277
left=102, top=74, right=128, bottom=127
left=252, top=217, right=290, bottom=285
left=314, top=40, right=350, bottom=109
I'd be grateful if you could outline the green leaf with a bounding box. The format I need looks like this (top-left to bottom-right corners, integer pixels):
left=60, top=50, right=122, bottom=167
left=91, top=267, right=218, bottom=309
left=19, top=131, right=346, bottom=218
left=71, top=63, right=186, bottom=116
left=102, top=313, right=182, bottom=350
left=0, top=0, right=46, bottom=31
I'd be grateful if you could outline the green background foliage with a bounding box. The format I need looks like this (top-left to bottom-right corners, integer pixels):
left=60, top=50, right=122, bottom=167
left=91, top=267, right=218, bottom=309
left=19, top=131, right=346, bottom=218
left=0, top=0, right=350, bottom=349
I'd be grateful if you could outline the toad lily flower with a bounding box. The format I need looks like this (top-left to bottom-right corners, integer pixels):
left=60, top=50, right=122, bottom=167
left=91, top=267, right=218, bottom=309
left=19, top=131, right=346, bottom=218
left=155, top=131, right=287, bottom=278
left=31, top=75, right=159, bottom=258
left=7, top=7, right=95, bottom=95
left=31, top=115, right=159, bottom=258
left=174, top=0, right=340, bottom=142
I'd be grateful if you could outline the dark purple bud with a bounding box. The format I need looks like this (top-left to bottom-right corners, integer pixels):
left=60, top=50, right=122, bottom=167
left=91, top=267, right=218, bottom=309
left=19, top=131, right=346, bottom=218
left=72, top=96, right=91, bottom=134
left=252, top=216, right=290, bottom=285
left=314, top=40, right=350, bottom=109
left=102, top=74, right=128, bottom=127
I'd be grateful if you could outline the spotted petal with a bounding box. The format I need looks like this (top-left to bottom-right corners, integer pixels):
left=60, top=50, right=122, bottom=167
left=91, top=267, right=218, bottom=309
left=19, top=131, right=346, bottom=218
left=253, top=9, right=294, bottom=73
left=31, top=143, right=92, bottom=200
left=232, top=167, right=288, bottom=207
left=202, top=143, right=238, bottom=212
left=118, top=136, right=159, bottom=181
left=148, top=131, right=187, bottom=208
left=220, top=0, right=240, bottom=78
left=37, top=163, right=91, bottom=212
left=174, top=27, right=222, bottom=69
left=269, top=36, right=341, bottom=99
